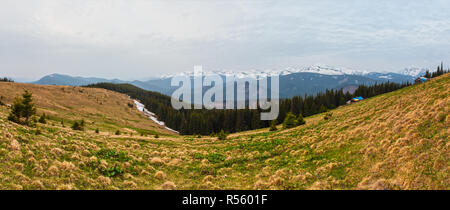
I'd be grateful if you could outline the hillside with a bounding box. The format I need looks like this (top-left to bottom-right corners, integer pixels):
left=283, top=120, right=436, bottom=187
left=0, top=74, right=448, bottom=190
left=0, top=82, right=175, bottom=136
left=89, top=81, right=410, bottom=136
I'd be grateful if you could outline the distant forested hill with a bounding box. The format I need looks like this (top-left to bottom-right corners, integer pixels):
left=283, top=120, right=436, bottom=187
left=34, top=65, right=423, bottom=98
left=86, top=65, right=449, bottom=135
left=87, top=79, right=411, bottom=135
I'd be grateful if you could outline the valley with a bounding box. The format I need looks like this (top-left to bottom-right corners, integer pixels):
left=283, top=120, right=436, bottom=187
left=0, top=73, right=447, bottom=190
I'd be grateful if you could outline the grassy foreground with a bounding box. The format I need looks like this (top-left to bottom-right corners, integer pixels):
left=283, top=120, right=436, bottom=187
left=0, top=74, right=448, bottom=190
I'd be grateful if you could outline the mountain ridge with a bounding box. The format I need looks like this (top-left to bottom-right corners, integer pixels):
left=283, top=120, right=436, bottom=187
left=32, top=65, right=425, bottom=98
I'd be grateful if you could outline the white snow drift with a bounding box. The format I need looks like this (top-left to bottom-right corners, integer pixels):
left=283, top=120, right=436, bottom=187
left=133, top=100, right=179, bottom=134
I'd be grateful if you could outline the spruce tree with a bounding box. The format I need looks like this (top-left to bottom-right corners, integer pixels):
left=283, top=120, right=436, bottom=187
left=8, top=98, right=23, bottom=123
left=8, top=90, right=36, bottom=125
left=269, top=120, right=278, bottom=131
left=38, top=114, right=46, bottom=124
left=21, top=90, right=36, bottom=124
left=296, top=113, right=306, bottom=126
left=283, top=112, right=297, bottom=129
left=319, top=104, right=327, bottom=113
left=218, top=129, right=227, bottom=140
left=71, top=121, right=83, bottom=131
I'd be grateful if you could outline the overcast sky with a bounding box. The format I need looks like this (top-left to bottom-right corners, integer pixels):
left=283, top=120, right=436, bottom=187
left=1, top=0, right=450, bottom=81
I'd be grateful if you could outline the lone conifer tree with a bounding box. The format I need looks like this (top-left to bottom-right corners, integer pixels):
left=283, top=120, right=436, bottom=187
left=8, top=90, right=36, bottom=125
left=8, top=98, right=23, bottom=123
left=269, top=120, right=278, bottom=131
left=283, top=112, right=297, bottom=129
left=21, top=90, right=36, bottom=124
left=39, top=114, right=47, bottom=124
left=71, top=121, right=84, bottom=131
left=218, top=129, right=228, bottom=140
left=296, top=113, right=306, bottom=126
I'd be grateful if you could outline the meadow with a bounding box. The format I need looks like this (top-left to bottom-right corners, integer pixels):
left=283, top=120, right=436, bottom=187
left=0, top=74, right=448, bottom=190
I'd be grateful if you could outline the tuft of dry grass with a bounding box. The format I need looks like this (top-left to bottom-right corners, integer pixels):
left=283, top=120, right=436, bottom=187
left=154, top=171, right=167, bottom=180
left=150, top=157, right=164, bottom=165
left=161, top=181, right=177, bottom=190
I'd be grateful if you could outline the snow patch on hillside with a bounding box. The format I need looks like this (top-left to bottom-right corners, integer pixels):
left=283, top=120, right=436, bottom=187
left=133, top=100, right=179, bottom=134
left=378, top=75, right=393, bottom=80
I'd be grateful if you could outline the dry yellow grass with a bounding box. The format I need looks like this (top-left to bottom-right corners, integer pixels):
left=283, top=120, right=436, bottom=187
left=0, top=82, right=175, bottom=135
left=0, top=74, right=448, bottom=190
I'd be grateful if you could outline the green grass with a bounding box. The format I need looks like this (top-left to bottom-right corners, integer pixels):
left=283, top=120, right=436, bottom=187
left=225, top=139, right=289, bottom=153
left=94, top=148, right=131, bottom=162
left=194, top=152, right=226, bottom=164
left=0, top=74, right=448, bottom=190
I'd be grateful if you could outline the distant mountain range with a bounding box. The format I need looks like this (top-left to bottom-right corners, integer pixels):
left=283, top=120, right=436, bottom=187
left=33, top=65, right=427, bottom=98
left=33, top=74, right=127, bottom=86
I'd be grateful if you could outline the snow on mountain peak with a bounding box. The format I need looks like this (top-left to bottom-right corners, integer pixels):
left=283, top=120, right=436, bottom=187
left=157, top=65, right=430, bottom=80
left=159, top=69, right=278, bottom=79
left=158, top=65, right=370, bottom=79
left=283, top=65, right=369, bottom=76
left=401, top=67, right=428, bottom=77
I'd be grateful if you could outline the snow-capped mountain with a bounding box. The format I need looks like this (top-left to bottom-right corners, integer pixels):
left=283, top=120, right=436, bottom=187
left=127, top=65, right=424, bottom=98
left=281, top=65, right=370, bottom=76
left=401, top=67, right=428, bottom=77
left=33, top=64, right=429, bottom=98
left=160, top=65, right=370, bottom=79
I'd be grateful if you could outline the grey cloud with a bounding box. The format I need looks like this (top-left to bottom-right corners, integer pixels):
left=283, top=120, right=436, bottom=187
left=1, top=0, right=450, bottom=80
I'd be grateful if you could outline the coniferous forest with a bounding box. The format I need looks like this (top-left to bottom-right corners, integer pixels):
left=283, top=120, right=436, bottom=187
left=87, top=66, right=447, bottom=135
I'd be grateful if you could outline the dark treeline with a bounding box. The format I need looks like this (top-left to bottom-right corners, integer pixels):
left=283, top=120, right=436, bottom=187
left=276, top=81, right=411, bottom=124
left=427, top=62, right=449, bottom=78
left=87, top=65, right=447, bottom=135
left=87, top=83, right=268, bottom=134
left=87, top=81, right=409, bottom=135
left=0, top=77, right=14, bottom=82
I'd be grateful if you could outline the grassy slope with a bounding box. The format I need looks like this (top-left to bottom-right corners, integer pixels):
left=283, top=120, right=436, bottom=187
left=0, top=74, right=448, bottom=190
left=0, top=83, right=175, bottom=135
